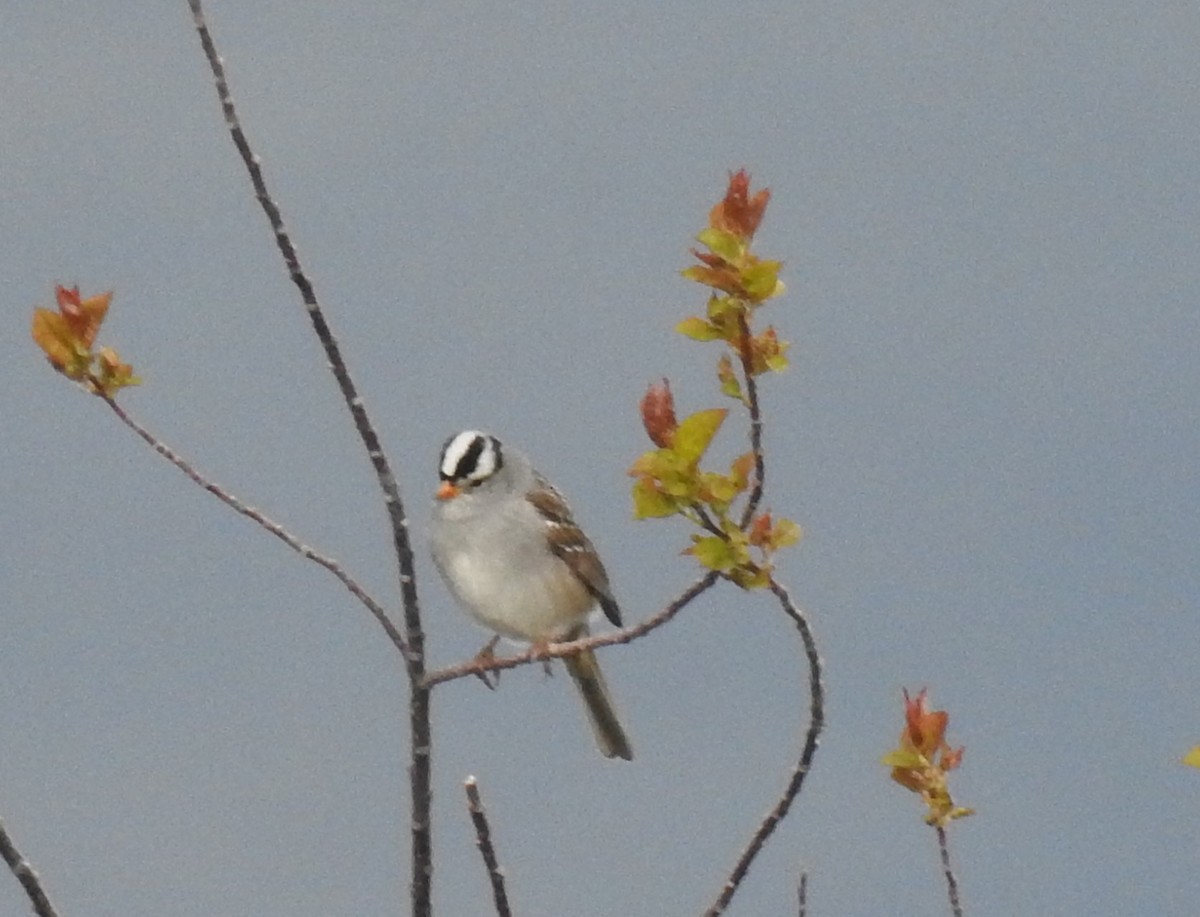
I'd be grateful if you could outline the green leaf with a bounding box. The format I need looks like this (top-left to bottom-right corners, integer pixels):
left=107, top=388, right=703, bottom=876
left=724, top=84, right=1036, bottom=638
left=672, top=408, right=727, bottom=464
left=770, top=518, right=803, bottom=550
left=675, top=316, right=724, bottom=341
left=742, top=259, right=783, bottom=302
left=881, top=749, right=925, bottom=769
left=689, top=535, right=736, bottom=572
left=716, top=353, right=744, bottom=401
left=696, top=227, right=743, bottom=262
left=699, top=471, right=740, bottom=506
left=706, top=295, right=738, bottom=322
left=631, top=477, right=678, bottom=519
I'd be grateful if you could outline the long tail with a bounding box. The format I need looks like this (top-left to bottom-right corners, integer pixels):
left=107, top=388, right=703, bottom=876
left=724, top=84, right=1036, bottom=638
left=563, top=647, right=633, bottom=761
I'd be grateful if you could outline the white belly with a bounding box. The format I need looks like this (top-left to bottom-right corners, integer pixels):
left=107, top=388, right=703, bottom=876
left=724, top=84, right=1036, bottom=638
left=432, top=521, right=593, bottom=642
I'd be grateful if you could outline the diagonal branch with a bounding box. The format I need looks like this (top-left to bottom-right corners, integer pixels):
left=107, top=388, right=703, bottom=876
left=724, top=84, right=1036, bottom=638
left=102, top=394, right=407, bottom=658
left=184, top=2, right=431, bottom=914
left=0, top=816, right=59, bottom=917
left=464, top=777, right=513, bottom=917
left=423, top=572, right=720, bottom=689
left=703, top=577, right=824, bottom=917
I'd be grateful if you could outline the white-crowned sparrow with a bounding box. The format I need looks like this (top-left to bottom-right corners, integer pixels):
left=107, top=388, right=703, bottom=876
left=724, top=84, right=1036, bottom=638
left=430, top=430, right=633, bottom=761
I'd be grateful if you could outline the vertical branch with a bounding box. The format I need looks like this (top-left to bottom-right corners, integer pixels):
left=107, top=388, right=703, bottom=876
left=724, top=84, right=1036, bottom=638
left=0, top=816, right=59, bottom=917
left=796, top=871, right=807, bottom=917
left=735, top=312, right=766, bottom=528
left=184, top=3, right=431, bottom=914
left=936, top=825, right=964, bottom=917
left=464, top=778, right=513, bottom=917
left=703, top=578, right=824, bottom=916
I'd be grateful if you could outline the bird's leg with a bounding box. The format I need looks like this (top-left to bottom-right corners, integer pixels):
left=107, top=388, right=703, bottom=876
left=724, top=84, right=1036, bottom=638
left=473, top=635, right=502, bottom=690
left=527, top=639, right=556, bottom=678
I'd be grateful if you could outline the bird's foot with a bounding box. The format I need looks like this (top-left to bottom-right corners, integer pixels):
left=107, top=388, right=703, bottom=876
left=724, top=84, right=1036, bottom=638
left=528, top=639, right=556, bottom=678
left=473, top=635, right=501, bottom=690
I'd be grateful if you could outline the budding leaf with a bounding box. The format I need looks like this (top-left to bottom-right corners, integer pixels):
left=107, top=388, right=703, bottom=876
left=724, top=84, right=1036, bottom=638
left=717, top=353, right=744, bottom=401
left=676, top=316, right=724, bottom=341
left=695, top=226, right=744, bottom=263
left=631, top=477, right=678, bottom=519
left=688, top=535, right=736, bottom=572
left=742, top=259, right=783, bottom=302
left=770, top=517, right=803, bottom=550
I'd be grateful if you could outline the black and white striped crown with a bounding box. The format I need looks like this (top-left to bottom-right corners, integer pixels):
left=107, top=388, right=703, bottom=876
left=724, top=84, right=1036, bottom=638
left=439, top=430, right=504, bottom=485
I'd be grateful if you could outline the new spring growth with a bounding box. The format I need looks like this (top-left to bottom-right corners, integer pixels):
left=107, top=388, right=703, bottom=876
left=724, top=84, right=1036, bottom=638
left=883, top=688, right=974, bottom=827
left=31, top=285, right=139, bottom=396
left=629, top=171, right=801, bottom=588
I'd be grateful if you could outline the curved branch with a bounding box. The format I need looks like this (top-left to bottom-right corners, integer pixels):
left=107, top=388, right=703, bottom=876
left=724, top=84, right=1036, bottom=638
left=102, top=395, right=407, bottom=659
left=464, top=777, right=513, bottom=917
left=423, top=572, right=720, bottom=689
left=185, top=3, right=431, bottom=914
left=704, top=577, right=824, bottom=917
left=0, top=816, right=59, bottom=917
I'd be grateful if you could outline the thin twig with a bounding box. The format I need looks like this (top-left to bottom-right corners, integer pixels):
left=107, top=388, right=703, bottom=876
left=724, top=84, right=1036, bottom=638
left=692, top=505, right=725, bottom=537
left=936, top=825, right=964, bottom=917
left=797, top=870, right=807, bottom=917
left=184, top=3, right=432, bottom=914
left=735, top=313, right=766, bottom=529
left=102, top=395, right=407, bottom=658
left=423, top=571, right=720, bottom=689
left=704, top=578, right=824, bottom=917
left=464, top=777, right=513, bottom=917
left=0, top=816, right=59, bottom=917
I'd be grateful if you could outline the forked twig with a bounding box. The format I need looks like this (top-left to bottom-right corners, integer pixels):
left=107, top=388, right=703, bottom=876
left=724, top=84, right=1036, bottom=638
left=423, top=572, right=720, bottom=688
left=184, top=2, right=432, bottom=914
left=464, top=777, right=513, bottom=917
left=704, top=577, right=824, bottom=916
left=102, top=395, right=406, bottom=658
left=936, top=825, right=964, bottom=917
left=0, top=816, right=59, bottom=917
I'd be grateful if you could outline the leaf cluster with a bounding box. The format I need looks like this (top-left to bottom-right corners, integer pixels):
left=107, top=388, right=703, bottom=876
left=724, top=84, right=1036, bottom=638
left=31, top=286, right=139, bottom=396
left=629, top=171, right=799, bottom=589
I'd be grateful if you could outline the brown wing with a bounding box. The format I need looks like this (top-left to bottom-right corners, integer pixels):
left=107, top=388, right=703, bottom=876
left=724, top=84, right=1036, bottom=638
left=527, top=474, right=623, bottom=628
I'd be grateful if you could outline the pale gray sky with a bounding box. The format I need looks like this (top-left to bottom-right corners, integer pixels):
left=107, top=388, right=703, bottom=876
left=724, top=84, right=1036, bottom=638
left=4, top=3, right=1199, bottom=916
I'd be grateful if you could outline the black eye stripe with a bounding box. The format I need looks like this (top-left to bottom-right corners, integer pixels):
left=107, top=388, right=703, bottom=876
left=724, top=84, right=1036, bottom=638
left=489, top=437, right=504, bottom=475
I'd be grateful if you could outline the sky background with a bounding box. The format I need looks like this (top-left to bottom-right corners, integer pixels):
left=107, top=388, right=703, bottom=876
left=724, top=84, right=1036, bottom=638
left=3, top=2, right=1199, bottom=915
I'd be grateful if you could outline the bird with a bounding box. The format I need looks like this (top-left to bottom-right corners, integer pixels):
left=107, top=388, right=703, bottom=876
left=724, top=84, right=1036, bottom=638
left=429, top=430, right=633, bottom=760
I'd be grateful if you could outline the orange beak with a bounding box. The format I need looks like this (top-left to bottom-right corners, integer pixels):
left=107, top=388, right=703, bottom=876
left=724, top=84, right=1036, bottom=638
left=436, top=480, right=460, bottom=501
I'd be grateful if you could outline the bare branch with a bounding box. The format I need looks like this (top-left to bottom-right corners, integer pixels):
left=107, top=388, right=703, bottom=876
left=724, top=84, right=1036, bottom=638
left=184, top=3, right=431, bottom=913
left=797, top=870, right=807, bottom=917
left=464, top=777, right=513, bottom=917
left=0, top=816, right=59, bottom=917
left=936, top=825, right=964, bottom=917
left=423, top=572, right=720, bottom=689
left=101, top=395, right=407, bottom=658
left=704, top=577, right=824, bottom=917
